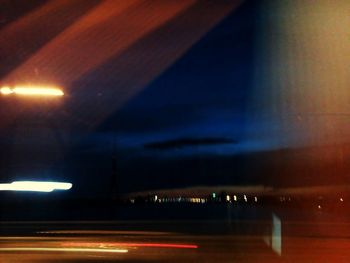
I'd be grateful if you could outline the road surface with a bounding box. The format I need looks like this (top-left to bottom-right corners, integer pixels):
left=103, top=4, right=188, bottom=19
left=0, top=220, right=350, bottom=262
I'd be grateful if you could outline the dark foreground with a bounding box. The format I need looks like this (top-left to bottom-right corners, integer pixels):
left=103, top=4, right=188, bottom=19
left=1, top=220, right=350, bottom=263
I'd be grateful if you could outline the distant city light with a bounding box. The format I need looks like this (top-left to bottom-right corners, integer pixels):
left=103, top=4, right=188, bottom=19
left=190, top=198, right=201, bottom=203
left=212, top=192, right=216, bottom=198
left=0, top=85, right=64, bottom=96
left=340, top=197, right=344, bottom=202
left=254, top=196, right=258, bottom=202
left=243, top=194, right=247, bottom=202
left=233, top=195, right=237, bottom=201
left=226, top=195, right=231, bottom=202
left=0, top=181, right=72, bottom=192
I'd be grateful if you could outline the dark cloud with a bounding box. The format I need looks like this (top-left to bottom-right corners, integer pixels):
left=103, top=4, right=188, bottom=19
left=144, top=137, right=236, bottom=150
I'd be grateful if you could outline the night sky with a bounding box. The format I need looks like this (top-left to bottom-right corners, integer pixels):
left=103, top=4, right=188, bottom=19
left=1, top=0, right=350, bottom=197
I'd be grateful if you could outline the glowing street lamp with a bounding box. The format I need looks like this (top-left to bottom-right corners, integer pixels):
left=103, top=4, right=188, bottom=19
left=0, top=85, right=64, bottom=97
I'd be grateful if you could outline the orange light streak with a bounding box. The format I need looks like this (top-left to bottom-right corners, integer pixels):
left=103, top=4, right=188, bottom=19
left=0, top=86, right=64, bottom=96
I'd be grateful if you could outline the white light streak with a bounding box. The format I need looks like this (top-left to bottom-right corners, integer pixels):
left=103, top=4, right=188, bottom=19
left=0, top=181, right=72, bottom=192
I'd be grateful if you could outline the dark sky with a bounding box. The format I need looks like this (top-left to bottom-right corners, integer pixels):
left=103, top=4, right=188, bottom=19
left=1, top=0, right=350, bottom=197
left=67, top=0, right=257, bottom=196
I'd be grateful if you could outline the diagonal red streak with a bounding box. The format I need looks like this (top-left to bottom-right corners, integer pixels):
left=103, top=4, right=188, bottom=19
left=2, top=0, right=196, bottom=86
left=64, top=0, right=243, bottom=129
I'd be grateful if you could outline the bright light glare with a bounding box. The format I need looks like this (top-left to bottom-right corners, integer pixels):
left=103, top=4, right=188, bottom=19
left=0, top=181, right=72, bottom=192
left=0, top=87, right=12, bottom=94
left=1, top=86, right=64, bottom=96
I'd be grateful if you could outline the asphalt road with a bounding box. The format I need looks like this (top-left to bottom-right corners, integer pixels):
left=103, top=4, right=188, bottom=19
left=0, top=220, right=350, bottom=262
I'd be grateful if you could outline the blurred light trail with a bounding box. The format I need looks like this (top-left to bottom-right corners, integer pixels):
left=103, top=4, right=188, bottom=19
left=0, top=181, right=72, bottom=192
left=0, top=86, right=64, bottom=96
left=0, top=247, right=128, bottom=253
left=64, top=242, right=198, bottom=249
